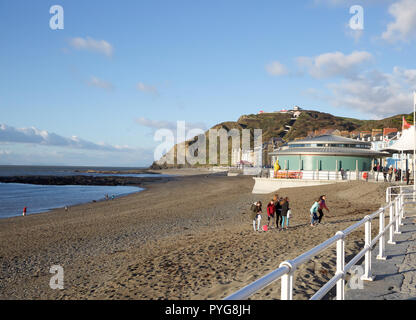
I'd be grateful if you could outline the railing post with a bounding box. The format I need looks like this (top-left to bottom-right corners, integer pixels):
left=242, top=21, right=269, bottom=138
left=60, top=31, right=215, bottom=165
left=376, top=208, right=387, bottom=260
left=388, top=201, right=396, bottom=245
left=280, top=261, right=294, bottom=300
left=361, top=217, right=375, bottom=281
left=394, top=199, right=401, bottom=235
left=399, top=193, right=404, bottom=226
left=336, top=231, right=345, bottom=300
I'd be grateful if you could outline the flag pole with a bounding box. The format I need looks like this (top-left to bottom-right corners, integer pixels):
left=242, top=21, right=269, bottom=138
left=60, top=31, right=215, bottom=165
left=414, top=91, right=416, bottom=192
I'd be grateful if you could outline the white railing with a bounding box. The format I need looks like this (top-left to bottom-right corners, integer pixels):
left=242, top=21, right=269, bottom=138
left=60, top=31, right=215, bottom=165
left=386, top=185, right=416, bottom=203
left=225, top=187, right=413, bottom=300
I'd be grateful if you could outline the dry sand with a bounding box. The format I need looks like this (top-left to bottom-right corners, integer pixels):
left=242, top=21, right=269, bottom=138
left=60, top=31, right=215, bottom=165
left=0, top=174, right=388, bottom=300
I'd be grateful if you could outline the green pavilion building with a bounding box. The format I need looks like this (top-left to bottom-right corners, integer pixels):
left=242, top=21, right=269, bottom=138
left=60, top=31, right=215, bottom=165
left=269, top=135, right=388, bottom=172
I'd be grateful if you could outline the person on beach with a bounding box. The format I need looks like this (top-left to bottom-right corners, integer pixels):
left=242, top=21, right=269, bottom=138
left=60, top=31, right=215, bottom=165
left=406, top=169, right=411, bottom=185
left=267, top=200, right=276, bottom=228
left=251, top=201, right=262, bottom=232
left=22, top=206, right=27, bottom=217
left=310, top=199, right=320, bottom=227
left=273, top=194, right=283, bottom=230
left=376, top=164, right=381, bottom=182
left=383, top=166, right=388, bottom=182
left=318, top=195, right=330, bottom=224
left=280, top=197, right=290, bottom=230
left=388, top=166, right=393, bottom=182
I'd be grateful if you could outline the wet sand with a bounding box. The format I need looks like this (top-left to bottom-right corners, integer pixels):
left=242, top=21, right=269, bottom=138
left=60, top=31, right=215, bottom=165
left=0, top=175, right=388, bottom=300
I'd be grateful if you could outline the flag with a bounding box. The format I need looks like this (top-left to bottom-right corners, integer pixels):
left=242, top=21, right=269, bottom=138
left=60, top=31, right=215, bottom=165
left=403, top=116, right=412, bottom=130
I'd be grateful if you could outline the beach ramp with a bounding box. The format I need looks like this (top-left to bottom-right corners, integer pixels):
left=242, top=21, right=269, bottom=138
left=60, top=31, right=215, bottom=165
left=252, top=177, right=336, bottom=194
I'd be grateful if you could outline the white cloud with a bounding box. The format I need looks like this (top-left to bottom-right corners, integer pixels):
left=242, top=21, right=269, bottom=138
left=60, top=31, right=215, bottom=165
left=136, top=82, right=159, bottom=96
left=0, top=150, right=11, bottom=155
left=69, top=36, right=114, bottom=57
left=88, top=76, right=114, bottom=91
left=265, top=61, right=288, bottom=76
left=297, top=51, right=373, bottom=79
left=382, top=0, right=416, bottom=42
left=0, top=124, right=132, bottom=152
left=326, top=67, right=415, bottom=117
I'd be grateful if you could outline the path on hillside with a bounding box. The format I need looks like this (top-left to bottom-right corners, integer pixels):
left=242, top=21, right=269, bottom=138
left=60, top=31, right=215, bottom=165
left=345, top=207, right=416, bottom=300
left=278, top=114, right=298, bottom=140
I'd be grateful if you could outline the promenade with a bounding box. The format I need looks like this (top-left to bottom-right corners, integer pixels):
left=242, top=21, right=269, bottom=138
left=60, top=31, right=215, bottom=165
left=346, top=207, right=416, bottom=300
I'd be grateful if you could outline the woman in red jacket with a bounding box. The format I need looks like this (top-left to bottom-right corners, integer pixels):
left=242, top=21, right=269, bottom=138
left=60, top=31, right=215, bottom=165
left=267, top=200, right=276, bottom=228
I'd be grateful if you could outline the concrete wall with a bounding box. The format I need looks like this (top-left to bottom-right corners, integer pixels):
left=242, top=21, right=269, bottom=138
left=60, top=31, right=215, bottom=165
left=252, top=178, right=337, bottom=194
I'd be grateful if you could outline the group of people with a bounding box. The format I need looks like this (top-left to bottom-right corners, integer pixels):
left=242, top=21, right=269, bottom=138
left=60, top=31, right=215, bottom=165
left=309, top=195, right=330, bottom=227
left=250, top=194, right=291, bottom=232
left=374, top=165, right=411, bottom=184
left=250, top=194, right=330, bottom=231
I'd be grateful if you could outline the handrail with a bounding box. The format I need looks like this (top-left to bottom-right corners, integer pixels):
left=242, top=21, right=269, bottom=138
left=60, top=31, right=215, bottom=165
left=225, top=188, right=410, bottom=301
left=223, top=265, right=290, bottom=300
left=290, top=233, right=343, bottom=268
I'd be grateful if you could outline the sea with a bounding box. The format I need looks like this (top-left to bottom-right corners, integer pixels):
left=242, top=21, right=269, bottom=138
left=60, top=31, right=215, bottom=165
left=0, top=166, right=166, bottom=219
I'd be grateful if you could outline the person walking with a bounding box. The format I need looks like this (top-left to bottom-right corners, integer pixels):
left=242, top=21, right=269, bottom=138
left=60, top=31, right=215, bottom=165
left=280, top=197, right=290, bottom=230
left=388, top=166, right=393, bottom=182
left=318, top=195, right=330, bottom=224
left=376, top=164, right=381, bottom=182
left=406, top=169, right=411, bottom=185
left=383, top=166, right=388, bottom=182
left=22, top=206, right=27, bottom=217
left=340, top=168, right=345, bottom=180
left=274, top=194, right=283, bottom=230
left=267, top=200, right=276, bottom=228
left=310, top=199, right=320, bottom=227
left=251, top=201, right=263, bottom=232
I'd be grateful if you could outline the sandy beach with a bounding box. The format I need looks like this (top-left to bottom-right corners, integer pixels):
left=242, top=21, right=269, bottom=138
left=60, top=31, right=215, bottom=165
left=0, top=173, right=388, bottom=300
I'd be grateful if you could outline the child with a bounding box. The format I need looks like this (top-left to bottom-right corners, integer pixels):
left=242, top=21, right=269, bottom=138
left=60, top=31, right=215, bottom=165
left=255, top=201, right=262, bottom=231
left=280, top=197, right=290, bottom=229
left=251, top=201, right=262, bottom=232
left=287, top=207, right=291, bottom=227
left=310, top=199, right=320, bottom=227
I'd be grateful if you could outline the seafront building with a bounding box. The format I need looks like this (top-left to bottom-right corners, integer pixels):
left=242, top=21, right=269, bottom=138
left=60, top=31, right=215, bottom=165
left=269, top=135, right=388, bottom=172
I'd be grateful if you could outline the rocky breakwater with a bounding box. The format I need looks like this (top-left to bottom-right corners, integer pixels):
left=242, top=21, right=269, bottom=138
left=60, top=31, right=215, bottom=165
left=0, top=175, right=175, bottom=187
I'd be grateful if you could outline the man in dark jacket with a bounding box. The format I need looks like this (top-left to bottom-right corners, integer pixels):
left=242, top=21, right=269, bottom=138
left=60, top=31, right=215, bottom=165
left=273, top=195, right=282, bottom=229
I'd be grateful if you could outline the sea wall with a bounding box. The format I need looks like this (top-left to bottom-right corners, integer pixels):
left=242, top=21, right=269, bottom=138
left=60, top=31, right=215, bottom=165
left=252, top=178, right=337, bottom=194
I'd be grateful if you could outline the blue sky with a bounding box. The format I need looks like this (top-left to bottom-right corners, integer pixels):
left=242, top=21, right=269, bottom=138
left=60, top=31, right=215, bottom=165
left=1, top=0, right=416, bottom=166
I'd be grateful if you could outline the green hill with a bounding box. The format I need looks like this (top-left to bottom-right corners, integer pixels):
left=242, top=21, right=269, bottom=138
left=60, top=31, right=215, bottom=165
left=150, top=110, right=413, bottom=169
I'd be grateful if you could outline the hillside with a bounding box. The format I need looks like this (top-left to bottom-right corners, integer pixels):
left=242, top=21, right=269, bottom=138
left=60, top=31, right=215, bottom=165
left=150, top=110, right=413, bottom=169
